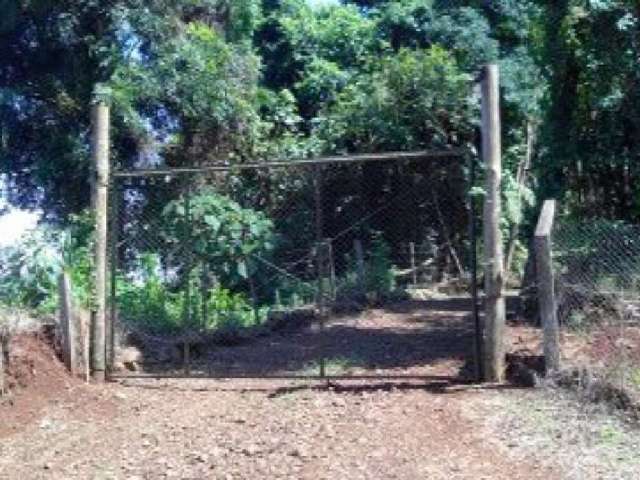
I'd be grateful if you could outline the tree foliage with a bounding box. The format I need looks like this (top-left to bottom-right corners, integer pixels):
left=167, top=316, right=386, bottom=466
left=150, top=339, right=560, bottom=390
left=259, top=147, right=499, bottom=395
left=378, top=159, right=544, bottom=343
left=1, top=0, right=639, bottom=312
left=162, top=189, right=274, bottom=286
left=539, top=0, right=640, bottom=219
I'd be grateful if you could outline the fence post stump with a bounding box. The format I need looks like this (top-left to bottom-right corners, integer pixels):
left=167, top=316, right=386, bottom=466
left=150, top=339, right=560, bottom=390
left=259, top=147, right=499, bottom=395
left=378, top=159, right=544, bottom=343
left=91, top=84, right=111, bottom=382
left=58, top=272, right=77, bottom=375
left=535, top=200, right=560, bottom=373
left=481, top=64, right=506, bottom=382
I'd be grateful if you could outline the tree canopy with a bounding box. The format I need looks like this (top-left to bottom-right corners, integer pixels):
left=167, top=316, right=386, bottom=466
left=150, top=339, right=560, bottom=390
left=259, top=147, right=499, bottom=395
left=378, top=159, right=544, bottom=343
left=0, top=0, right=638, bottom=224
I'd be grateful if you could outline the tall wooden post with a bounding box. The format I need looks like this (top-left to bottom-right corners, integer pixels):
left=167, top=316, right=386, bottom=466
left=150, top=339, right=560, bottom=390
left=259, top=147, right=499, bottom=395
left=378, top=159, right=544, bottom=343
left=91, top=85, right=111, bottom=382
left=535, top=200, right=560, bottom=373
left=481, top=65, right=506, bottom=382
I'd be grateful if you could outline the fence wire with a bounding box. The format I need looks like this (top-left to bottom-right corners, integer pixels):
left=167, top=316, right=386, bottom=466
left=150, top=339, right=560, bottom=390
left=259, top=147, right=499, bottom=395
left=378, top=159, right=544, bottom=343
left=553, top=218, right=640, bottom=396
left=109, top=156, right=473, bottom=371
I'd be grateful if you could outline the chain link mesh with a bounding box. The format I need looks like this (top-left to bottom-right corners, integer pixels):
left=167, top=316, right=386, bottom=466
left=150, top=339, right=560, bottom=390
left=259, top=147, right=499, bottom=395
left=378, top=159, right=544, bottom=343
left=553, top=217, right=640, bottom=395
left=109, top=155, right=473, bottom=372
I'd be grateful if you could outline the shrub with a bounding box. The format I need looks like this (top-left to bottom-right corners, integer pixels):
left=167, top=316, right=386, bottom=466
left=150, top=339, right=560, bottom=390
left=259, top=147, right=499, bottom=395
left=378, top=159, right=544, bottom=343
left=365, top=234, right=396, bottom=302
left=161, top=189, right=275, bottom=289
left=335, top=234, right=402, bottom=305
left=116, top=253, right=267, bottom=334
left=0, top=212, right=94, bottom=314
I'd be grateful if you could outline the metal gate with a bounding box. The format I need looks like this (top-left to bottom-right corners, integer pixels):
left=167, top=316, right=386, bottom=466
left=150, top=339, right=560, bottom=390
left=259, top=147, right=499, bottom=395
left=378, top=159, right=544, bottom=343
left=107, top=150, right=481, bottom=380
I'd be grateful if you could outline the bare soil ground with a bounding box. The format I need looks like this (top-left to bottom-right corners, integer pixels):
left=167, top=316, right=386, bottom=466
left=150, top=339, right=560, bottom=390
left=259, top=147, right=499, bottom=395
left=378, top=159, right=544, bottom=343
left=0, top=330, right=83, bottom=438
left=128, top=299, right=479, bottom=379
left=1, top=302, right=639, bottom=479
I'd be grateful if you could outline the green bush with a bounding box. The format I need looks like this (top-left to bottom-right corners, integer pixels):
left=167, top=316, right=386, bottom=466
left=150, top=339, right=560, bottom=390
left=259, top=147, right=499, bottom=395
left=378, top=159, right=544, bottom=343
left=365, top=234, right=396, bottom=302
left=116, top=254, right=183, bottom=333
left=204, top=287, right=268, bottom=332
left=335, top=234, right=400, bottom=304
left=116, top=253, right=267, bottom=335
left=271, top=277, right=317, bottom=309
left=0, top=212, right=94, bottom=314
left=161, top=189, right=275, bottom=289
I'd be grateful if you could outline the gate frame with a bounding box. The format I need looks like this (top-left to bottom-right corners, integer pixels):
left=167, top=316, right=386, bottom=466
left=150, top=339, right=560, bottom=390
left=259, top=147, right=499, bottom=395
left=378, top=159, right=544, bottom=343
left=106, top=149, right=481, bottom=381
left=94, top=64, right=505, bottom=383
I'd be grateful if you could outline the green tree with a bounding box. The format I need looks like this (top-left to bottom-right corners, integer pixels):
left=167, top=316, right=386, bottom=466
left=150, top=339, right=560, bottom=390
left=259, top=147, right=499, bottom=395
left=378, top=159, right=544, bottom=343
left=0, top=1, right=265, bottom=218
left=161, top=188, right=275, bottom=288
left=317, top=46, right=474, bottom=153
left=538, top=0, right=640, bottom=220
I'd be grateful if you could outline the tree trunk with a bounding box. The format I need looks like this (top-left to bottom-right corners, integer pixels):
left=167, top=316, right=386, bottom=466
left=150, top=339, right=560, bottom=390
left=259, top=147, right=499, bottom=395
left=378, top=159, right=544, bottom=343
left=504, top=120, right=536, bottom=280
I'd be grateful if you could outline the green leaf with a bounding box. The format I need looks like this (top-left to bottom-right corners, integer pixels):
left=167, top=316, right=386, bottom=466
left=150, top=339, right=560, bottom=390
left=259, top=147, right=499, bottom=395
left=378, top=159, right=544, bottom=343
left=204, top=215, right=221, bottom=230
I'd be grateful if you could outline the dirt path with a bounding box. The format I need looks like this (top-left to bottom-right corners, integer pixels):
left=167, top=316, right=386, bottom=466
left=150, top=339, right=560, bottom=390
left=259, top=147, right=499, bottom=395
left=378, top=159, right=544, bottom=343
left=1, top=303, right=638, bottom=479
left=1, top=378, right=558, bottom=480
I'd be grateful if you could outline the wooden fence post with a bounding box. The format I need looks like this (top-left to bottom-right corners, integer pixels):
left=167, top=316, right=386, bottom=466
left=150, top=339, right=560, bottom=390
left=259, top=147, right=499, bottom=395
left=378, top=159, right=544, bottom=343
left=316, top=240, right=331, bottom=379
left=91, top=84, right=111, bottom=382
left=481, top=64, right=506, bottom=382
left=58, top=272, right=77, bottom=375
left=535, top=200, right=560, bottom=373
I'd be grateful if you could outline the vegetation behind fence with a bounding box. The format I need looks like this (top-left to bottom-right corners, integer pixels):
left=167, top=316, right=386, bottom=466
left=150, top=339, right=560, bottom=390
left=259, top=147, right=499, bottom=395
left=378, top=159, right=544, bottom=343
left=111, top=155, right=472, bottom=342
left=553, top=218, right=640, bottom=401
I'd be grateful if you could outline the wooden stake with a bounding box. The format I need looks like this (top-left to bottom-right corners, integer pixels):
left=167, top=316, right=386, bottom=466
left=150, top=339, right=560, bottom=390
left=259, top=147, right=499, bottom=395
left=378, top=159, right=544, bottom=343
left=91, top=85, right=111, bottom=382
left=108, top=181, right=119, bottom=376
left=183, top=341, right=191, bottom=376
left=83, top=313, right=90, bottom=383
left=481, top=65, right=506, bottom=382
left=535, top=200, right=560, bottom=373
left=316, top=240, right=333, bottom=379
left=354, top=239, right=366, bottom=297
left=326, top=239, right=336, bottom=302
left=409, top=242, right=417, bottom=285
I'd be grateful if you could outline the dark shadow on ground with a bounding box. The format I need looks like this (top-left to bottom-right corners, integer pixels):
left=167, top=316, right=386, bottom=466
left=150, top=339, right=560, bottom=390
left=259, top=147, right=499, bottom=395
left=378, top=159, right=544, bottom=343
left=116, top=299, right=484, bottom=381
left=114, top=378, right=533, bottom=398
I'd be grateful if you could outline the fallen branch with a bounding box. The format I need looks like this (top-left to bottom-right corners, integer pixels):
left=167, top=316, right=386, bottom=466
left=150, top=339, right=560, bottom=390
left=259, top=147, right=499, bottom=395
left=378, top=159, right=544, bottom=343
left=393, top=258, right=435, bottom=278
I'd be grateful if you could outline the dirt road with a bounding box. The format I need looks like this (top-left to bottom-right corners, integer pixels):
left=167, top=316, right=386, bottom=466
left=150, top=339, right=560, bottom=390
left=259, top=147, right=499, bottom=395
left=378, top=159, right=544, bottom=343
left=1, top=378, right=558, bottom=480
left=1, top=304, right=638, bottom=479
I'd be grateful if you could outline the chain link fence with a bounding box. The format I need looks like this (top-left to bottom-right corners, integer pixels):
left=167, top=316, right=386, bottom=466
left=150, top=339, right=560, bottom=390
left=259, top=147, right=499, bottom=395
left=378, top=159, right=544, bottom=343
left=553, top=218, right=640, bottom=399
left=109, top=153, right=474, bottom=375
